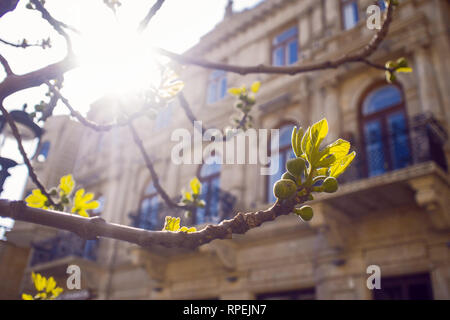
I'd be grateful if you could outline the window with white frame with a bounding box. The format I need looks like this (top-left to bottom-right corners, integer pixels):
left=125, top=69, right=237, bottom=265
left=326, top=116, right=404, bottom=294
left=272, top=26, right=298, bottom=66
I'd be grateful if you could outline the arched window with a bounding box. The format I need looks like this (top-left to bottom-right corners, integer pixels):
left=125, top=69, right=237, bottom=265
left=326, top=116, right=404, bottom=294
left=361, top=84, right=411, bottom=177
left=266, top=123, right=296, bottom=203
left=137, top=182, right=160, bottom=230
left=197, top=155, right=221, bottom=225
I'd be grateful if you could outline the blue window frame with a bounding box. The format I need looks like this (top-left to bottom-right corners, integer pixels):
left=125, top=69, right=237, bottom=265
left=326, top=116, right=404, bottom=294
left=137, top=183, right=159, bottom=230
left=36, top=141, right=50, bottom=162
left=361, top=85, right=411, bottom=177
left=272, top=26, right=298, bottom=66
left=267, top=124, right=296, bottom=203
left=197, top=156, right=221, bottom=224
left=207, top=70, right=227, bottom=104
left=342, top=0, right=359, bottom=30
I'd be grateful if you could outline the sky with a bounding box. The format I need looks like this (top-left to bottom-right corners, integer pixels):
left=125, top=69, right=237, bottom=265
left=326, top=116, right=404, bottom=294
left=0, top=0, right=262, bottom=233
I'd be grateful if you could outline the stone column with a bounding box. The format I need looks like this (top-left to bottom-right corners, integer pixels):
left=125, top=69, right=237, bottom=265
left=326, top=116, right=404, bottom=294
left=311, top=86, right=325, bottom=125
left=414, top=45, right=444, bottom=121
left=431, top=265, right=450, bottom=300
left=324, top=84, right=341, bottom=142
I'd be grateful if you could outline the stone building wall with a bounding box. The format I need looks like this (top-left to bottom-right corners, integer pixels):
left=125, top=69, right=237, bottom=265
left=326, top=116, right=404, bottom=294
left=5, top=0, right=450, bottom=300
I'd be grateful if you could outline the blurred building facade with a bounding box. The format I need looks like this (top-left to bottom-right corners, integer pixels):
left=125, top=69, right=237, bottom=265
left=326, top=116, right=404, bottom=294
left=2, top=0, right=450, bottom=300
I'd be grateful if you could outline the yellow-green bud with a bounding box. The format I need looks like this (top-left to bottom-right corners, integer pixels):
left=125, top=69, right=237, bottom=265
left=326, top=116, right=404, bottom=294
left=286, top=158, right=306, bottom=177
left=294, top=205, right=314, bottom=221
left=282, top=172, right=296, bottom=182
left=385, top=60, right=396, bottom=69
left=322, top=177, right=338, bottom=193
left=273, top=179, right=297, bottom=199
left=397, top=57, right=408, bottom=68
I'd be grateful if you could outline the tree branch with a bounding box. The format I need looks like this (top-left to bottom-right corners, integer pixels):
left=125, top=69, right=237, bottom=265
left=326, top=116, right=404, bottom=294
left=0, top=55, right=75, bottom=100
left=128, top=121, right=187, bottom=210
left=0, top=103, right=55, bottom=206
left=177, top=91, right=253, bottom=141
left=0, top=0, right=19, bottom=18
left=138, top=0, right=165, bottom=32
left=154, top=3, right=394, bottom=75
left=0, top=54, right=13, bottom=76
left=47, top=82, right=159, bottom=132
left=0, top=194, right=302, bottom=249
left=30, top=0, right=73, bottom=51
left=0, top=38, right=42, bottom=49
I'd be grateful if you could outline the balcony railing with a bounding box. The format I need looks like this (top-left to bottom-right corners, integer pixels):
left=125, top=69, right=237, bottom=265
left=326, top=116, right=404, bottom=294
left=129, top=188, right=237, bottom=231
left=30, top=232, right=98, bottom=267
left=340, top=113, right=448, bottom=183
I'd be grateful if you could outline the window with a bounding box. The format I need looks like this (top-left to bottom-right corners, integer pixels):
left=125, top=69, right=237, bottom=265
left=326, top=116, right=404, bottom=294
left=207, top=70, right=227, bottom=104
left=266, top=124, right=296, bottom=203
left=137, top=183, right=160, bottom=230
left=378, top=0, right=386, bottom=11
left=257, top=288, right=316, bottom=300
left=196, top=155, right=221, bottom=224
left=361, top=84, right=411, bottom=177
left=341, top=0, right=359, bottom=30
left=36, top=141, right=50, bottom=162
left=373, top=273, right=433, bottom=300
left=272, top=26, right=298, bottom=66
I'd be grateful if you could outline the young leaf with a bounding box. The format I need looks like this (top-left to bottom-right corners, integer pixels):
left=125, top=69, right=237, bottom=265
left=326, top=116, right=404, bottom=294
left=396, top=67, right=413, bottom=73
left=301, top=126, right=310, bottom=154
left=310, top=119, right=328, bottom=151
left=163, top=216, right=181, bottom=232
left=190, top=177, right=202, bottom=195
left=329, top=151, right=356, bottom=178
left=291, top=126, right=299, bottom=157
left=319, top=139, right=351, bottom=162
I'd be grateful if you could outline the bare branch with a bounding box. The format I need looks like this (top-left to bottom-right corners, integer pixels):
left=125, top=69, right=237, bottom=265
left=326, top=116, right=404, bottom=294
left=128, top=121, right=187, bottom=210
left=47, top=82, right=156, bottom=132
left=0, top=54, right=13, bottom=76
left=138, top=0, right=165, bottom=32
left=0, top=38, right=43, bottom=49
left=0, top=0, right=19, bottom=18
left=0, top=55, right=75, bottom=100
left=0, top=194, right=303, bottom=249
left=0, top=103, right=55, bottom=206
left=154, top=3, right=394, bottom=75
left=177, top=91, right=252, bottom=141
left=30, top=0, right=73, bottom=50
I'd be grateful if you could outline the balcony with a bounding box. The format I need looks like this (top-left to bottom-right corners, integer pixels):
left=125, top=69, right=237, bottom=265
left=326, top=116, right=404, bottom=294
left=129, top=188, right=237, bottom=231
left=312, top=113, right=449, bottom=232
left=341, top=113, right=448, bottom=184
left=30, top=232, right=98, bottom=267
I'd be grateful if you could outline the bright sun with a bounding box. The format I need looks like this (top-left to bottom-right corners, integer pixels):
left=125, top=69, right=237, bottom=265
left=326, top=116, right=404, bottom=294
left=64, top=2, right=163, bottom=112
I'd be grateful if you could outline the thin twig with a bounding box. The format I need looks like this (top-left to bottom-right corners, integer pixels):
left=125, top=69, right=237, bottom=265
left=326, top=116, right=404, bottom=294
left=154, top=3, right=394, bottom=75
left=138, top=0, right=165, bottom=32
left=0, top=103, right=55, bottom=206
left=128, top=121, right=188, bottom=210
left=0, top=38, right=42, bottom=49
left=30, top=0, right=72, bottom=51
left=177, top=91, right=251, bottom=142
left=47, top=82, right=157, bottom=132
